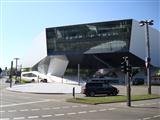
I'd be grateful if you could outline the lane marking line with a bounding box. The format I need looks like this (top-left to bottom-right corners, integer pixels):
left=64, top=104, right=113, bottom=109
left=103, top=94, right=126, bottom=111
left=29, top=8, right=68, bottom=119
left=0, top=110, right=5, bottom=113
left=153, top=115, right=160, bottom=118
left=72, top=105, right=78, bottom=108
left=20, top=109, right=28, bottom=112
left=80, top=105, right=88, bottom=107
left=41, top=115, right=52, bottom=118
left=0, top=99, right=51, bottom=108
left=0, top=118, right=10, bottom=120
left=67, top=112, right=76, bottom=115
left=31, top=108, right=40, bottom=111
left=89, top=110, right=97, bottom=113
left=99, top=109, right=106, bottom=112
left=55, top=114, right=65, bottom=116
left=143, top=117, right=151, bottom=120
left=27, top=116, right=39, bottom=119
left=108, top=108, right=116, bottom=110
left=62, top=106, right=70, bottom=109
left=42, top=107, right=51, bottom=110
left=13, top=117, right=25, bottom=120
left=52, top=107, right=60, bottom=109
left=8, top=110, right=16, bottom=112
left=21, top=97, right=31, bottom=99
left=78, top=111, right=87, bottom=114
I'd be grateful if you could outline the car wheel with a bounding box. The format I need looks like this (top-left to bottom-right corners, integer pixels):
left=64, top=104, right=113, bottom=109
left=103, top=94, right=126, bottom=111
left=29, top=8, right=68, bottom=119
left=85, top=93, right=90, bottom=97
left=112, top=92, right=117, bottom=96
left=90, top=91, right=95, bottom=97
left=31, top=79, right=35, bottom=83
left=43, top=79, right=47, bottom=83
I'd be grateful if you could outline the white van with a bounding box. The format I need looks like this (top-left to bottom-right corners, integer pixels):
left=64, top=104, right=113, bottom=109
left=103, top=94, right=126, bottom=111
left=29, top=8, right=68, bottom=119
left=21, top=71, right=48, bottom=83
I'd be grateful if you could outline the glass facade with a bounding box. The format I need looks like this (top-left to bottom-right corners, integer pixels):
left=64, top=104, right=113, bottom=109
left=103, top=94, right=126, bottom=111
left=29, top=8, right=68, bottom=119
left=46, top=19, right=132, bottom=55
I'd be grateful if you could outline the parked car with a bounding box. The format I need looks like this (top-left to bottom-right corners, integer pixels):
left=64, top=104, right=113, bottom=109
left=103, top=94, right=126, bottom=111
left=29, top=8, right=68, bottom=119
left=21, top=71, right=48, bottom=83
left=82, top=80, right=119, bottom=97
left=87, top=77, right=119, bottom=84
left=132, top=78, right=144, bottom=85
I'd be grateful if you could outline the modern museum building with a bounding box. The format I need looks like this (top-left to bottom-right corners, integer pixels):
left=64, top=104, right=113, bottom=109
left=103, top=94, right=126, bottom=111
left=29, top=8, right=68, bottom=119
left=30, top=19, right=160, bottom=83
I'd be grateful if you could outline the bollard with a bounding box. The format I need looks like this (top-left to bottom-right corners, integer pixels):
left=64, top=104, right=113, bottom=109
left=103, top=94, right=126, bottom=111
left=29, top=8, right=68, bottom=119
left=73, top=87, right=75, bottom=99
left=10, top=61, right=13, bottom=88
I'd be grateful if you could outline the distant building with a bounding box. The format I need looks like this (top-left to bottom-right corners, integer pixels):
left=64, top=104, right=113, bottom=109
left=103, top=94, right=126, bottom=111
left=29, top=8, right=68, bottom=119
left=32, top=19, right=160, bottom=77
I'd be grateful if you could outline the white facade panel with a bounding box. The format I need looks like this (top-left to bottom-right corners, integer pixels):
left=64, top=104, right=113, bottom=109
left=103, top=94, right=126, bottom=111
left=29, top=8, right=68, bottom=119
left=149, top=27, right=160, bottom=67
left=22, top=30, right=47, bottom=68
left=130, top=20, right=146, bottom=62
left=130, top=20, right=160, bottom=67
left=47, top=55, right=69, bottom=77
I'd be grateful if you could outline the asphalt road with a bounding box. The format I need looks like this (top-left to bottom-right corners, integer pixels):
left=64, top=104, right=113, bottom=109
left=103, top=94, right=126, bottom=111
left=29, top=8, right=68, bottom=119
left=0, top=77, right=160, bottom=120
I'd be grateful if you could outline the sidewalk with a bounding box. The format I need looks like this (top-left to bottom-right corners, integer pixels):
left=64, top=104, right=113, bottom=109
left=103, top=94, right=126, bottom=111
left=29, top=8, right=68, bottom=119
left=7, top=83, right=82, bottom=94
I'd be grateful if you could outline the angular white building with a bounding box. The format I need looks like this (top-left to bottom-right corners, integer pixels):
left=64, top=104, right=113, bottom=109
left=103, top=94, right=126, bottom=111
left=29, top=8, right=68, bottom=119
left=24, top=19, right=160, bottom=78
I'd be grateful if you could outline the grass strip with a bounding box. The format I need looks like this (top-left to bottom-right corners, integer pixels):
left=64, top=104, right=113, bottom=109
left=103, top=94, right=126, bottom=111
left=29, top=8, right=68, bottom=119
left=67, top=94, right=160, bottom=104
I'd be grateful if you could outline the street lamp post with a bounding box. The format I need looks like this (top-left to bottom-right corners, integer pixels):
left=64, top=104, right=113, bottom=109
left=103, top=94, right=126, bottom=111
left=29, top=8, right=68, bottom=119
left=14, top=58, right=20, bottom=81
left=139, top=20, right=153, bottom=95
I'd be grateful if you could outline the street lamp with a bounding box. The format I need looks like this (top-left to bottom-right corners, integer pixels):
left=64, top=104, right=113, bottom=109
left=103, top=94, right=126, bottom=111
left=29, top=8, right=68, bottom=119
left=14, top=58, right=20, bottom=80
left=139, top=20, right=154, bottom=95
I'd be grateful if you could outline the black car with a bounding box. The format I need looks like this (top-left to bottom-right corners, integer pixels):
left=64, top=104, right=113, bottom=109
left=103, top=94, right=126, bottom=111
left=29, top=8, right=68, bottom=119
left=132, top=78, right=144, bottom=85
left=82, top=81, right=119, bottom=97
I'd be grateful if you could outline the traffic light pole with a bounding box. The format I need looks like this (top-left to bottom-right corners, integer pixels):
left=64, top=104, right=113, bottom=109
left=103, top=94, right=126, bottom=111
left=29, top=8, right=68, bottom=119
left=139, top=20, right=153, bottom=95
left=121, top=56, right=131, bottom=107
left=126, top=58, right=131, bottom=107
left=145, top=24, right=151, bottom=95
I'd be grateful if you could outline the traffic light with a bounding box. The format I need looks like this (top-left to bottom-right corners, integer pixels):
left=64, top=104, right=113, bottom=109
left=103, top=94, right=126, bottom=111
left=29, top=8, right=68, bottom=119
left=121, top=60, right=127, bottom=73
left=127, top=65, right=132, bottom=78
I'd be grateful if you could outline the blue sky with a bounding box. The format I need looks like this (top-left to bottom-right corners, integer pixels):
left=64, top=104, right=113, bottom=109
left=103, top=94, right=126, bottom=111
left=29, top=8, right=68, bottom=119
left=0, top=0, right=159, bottom=69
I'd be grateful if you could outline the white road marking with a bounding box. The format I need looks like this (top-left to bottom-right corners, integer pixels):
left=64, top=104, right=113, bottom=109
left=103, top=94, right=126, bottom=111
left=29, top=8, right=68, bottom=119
left=0, top=110, right=5, bottom=113
left=99, top=109, right=106, bottom=111
left=27, top=116, right=39, bottom=119
left=20, top=109, right=28, bottom=112
left=140, top=115, right=160, bottom=120
left=121, top=103, right=125, bottom=105
left=8, top=110, right=16, bottom=112
left=89, top=110, right=97, bottom=113
left=153, top=115, right=160, bottom=118
left=133, top=102, right=160, bottom=107
left=41, top=115, right=52, bottom=118
left=138, top=104, right=145, bottom=106
left=31, top=108, right=40, bottom=111
left=62, top=106, right=70, bottom=109
left=143, top=117, right=152, bottom=120
left=55, top=114, right=65, bottom=116
left=21, top=97, right=31, bottom=99
left=78, top=111, right=87, bottom=114
left=0, top=99, right=51, bottom=108
left=72, top=105, right=78, bottom=108
left=80, top=105, right=88, bottom=107
left=67, top=112, right=76, bottom=115
left=0, top=105, right=118, bottom=120
left=0, top=118, right=10, bottom=120
left=13, top=117, right=25, bottom=120
left=42, top=107, right=51, bottom=110
left=52, top=107, right=60, bottom=109
left=108, top=108, right=116, bottom=110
